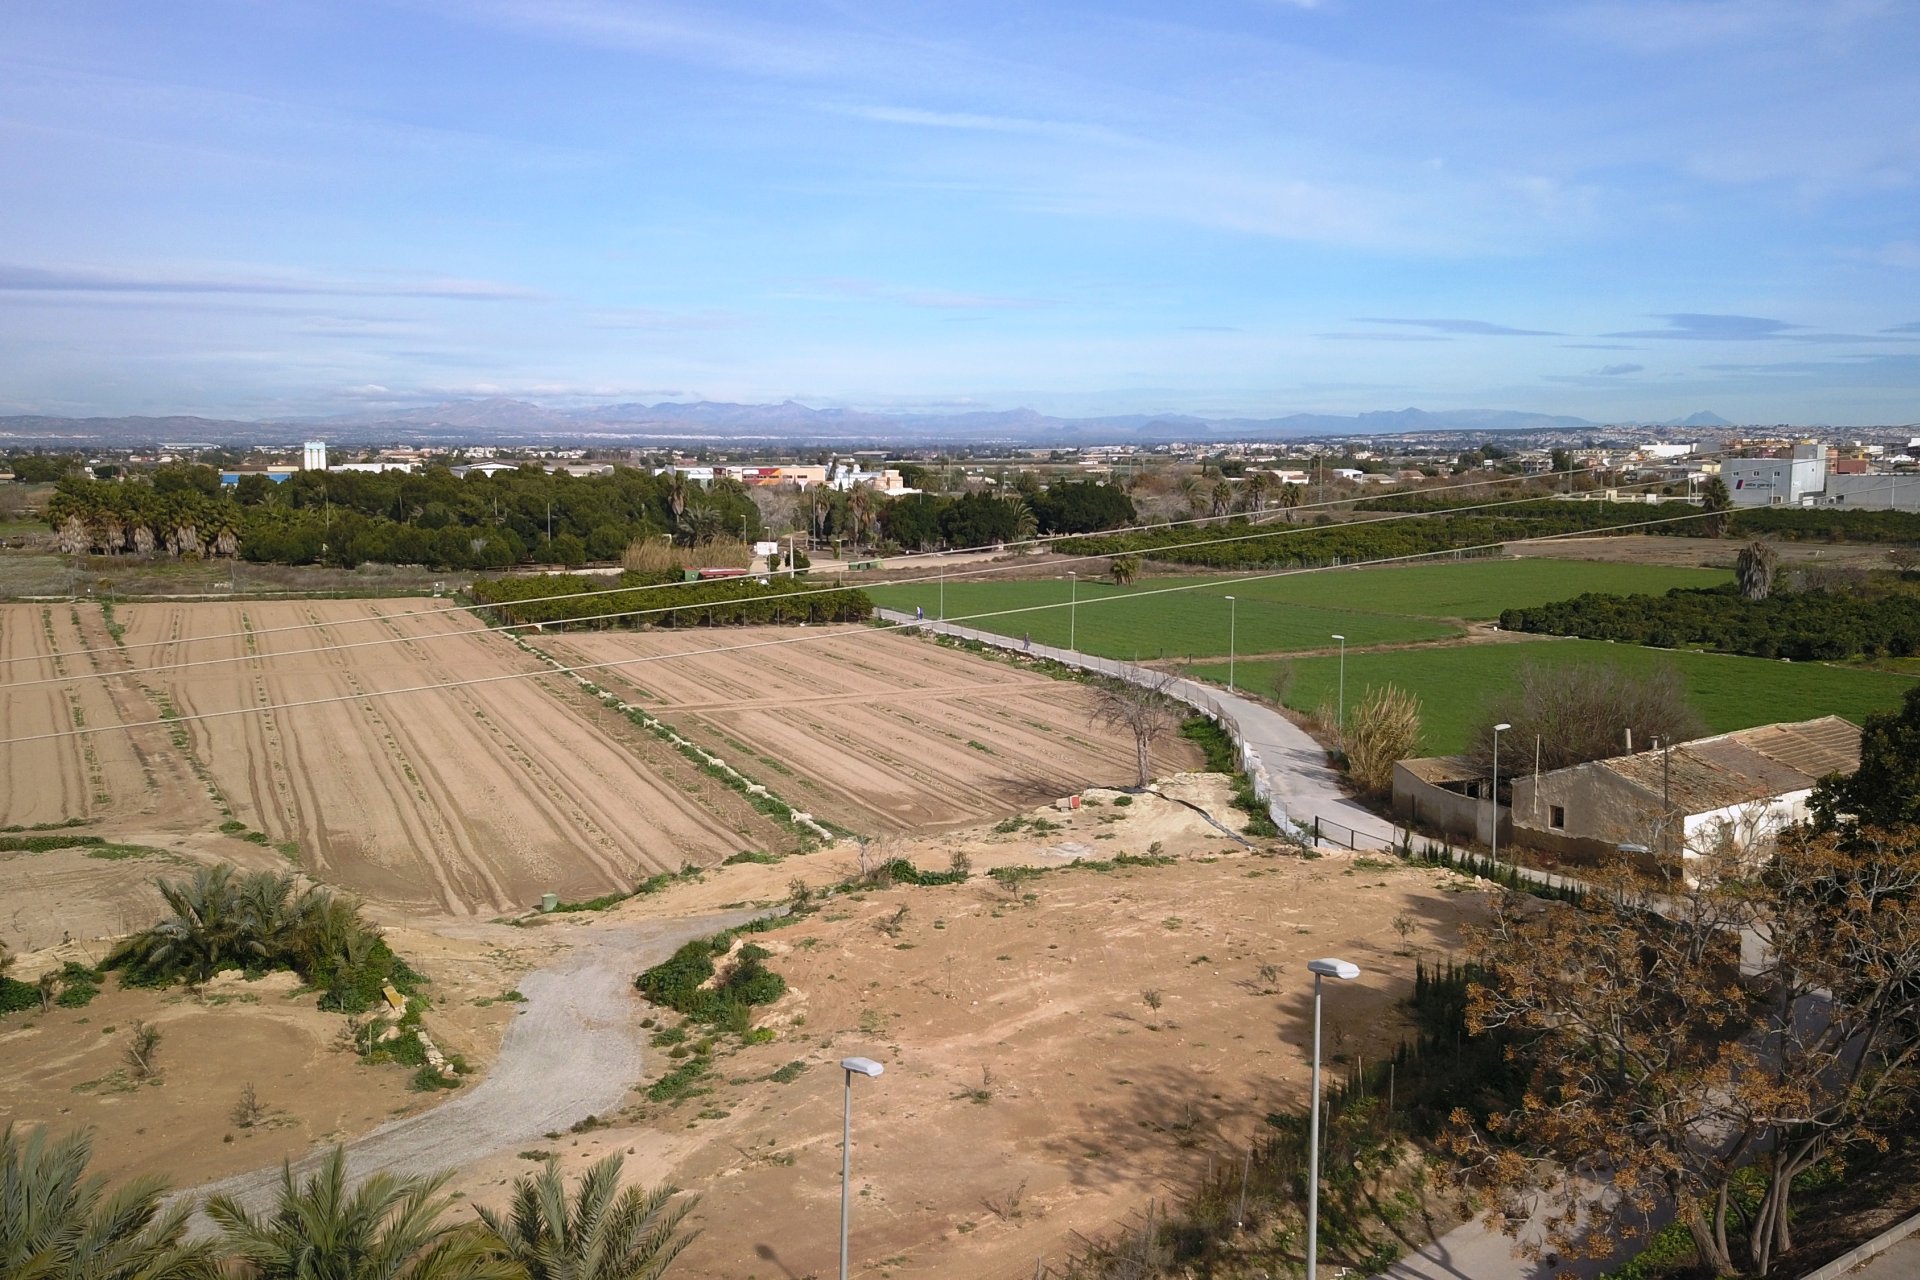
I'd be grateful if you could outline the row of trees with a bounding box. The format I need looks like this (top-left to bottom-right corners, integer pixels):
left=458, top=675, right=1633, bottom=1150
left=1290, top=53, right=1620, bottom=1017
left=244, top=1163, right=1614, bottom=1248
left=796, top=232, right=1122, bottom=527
left=1502, top=580, right=1920, bottom=661
left=41, top=465, right=1145, bottom=568
left=1, top=1127, right=694, bottom=1280
left=466, top=571, right=873, bottom=629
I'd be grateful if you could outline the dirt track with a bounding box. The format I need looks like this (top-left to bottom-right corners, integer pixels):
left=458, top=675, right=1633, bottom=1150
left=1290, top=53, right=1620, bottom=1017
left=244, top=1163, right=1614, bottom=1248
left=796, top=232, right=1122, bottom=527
left=178, top=908, right=767, bottom=1230
left=544, top=626, right=1203, bottom=832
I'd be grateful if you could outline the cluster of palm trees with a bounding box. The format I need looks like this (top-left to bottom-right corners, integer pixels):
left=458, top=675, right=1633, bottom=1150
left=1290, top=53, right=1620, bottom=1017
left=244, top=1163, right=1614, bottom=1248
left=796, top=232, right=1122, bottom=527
left=3, top=1126, right=695, bottom=1280
left=108, top=866, right=395, bottom=1012
left=1175, top=471, right=1303, bottom=521
left=46, top=483, right=242, bottom=559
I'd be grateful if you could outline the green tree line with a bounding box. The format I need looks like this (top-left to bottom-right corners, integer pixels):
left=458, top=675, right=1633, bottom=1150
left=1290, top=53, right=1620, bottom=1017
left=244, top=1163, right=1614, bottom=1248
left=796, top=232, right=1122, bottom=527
left=1501, top=581, right=1920, bottom=660
left=467, top=570, right=872, bottom=628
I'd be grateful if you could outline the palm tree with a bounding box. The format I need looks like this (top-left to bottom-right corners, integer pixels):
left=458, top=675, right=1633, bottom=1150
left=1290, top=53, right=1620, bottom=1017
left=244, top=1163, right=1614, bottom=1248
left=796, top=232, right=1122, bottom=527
left=207, top=1147, right=514, bottom=1280
left=676, top=501, right=723, bottom=547
left=1209, top=478, right=1234, bottom=518
left=846, top=483, right=876, bottom=548
left=1, top=1123, right=216, bottom=1280
left=1279, top=482, right=1303, bottom=522
left=476, top=1155, right=696, bottom=1280
left=109, top=864, right=256, bottom=984
left=1177, top=475, right=1205, bottom=518
left=1006, top=496, right=1038, bottom=543
left=1736, top=540, right=1778, bottom=600
left=1108, top=554, right=1140, bottom=587
left=664, top=474, right=689, bottom=528
left=1245, top=470, right=1274, bottom=513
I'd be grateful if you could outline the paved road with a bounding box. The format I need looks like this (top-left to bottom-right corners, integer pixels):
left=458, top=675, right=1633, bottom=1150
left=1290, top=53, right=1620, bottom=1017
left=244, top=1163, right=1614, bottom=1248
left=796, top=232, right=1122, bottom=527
left=877, top=609, right=1398, bottom=848
left=1838, top=1228, right=1920, bottom=1278
left=177, top=908, right=766, bottom=1229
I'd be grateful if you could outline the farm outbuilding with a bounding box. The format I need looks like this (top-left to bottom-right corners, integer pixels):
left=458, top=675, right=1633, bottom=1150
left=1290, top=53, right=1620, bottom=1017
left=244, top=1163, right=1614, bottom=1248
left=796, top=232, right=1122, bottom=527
left=1507, top=716, right=1860, bottom=871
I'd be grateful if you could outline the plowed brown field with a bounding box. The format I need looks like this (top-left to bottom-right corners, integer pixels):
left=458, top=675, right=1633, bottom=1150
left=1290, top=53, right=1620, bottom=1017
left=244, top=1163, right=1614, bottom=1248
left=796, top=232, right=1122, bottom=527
left=542, top=626, right=1202, bottom=832
left=0, top=600, right=797, bottom=920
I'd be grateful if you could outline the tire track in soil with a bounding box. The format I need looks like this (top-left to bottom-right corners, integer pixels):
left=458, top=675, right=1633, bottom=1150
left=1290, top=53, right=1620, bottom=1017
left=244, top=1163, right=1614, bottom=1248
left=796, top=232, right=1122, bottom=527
left=297, top=604, right=498, bottom=914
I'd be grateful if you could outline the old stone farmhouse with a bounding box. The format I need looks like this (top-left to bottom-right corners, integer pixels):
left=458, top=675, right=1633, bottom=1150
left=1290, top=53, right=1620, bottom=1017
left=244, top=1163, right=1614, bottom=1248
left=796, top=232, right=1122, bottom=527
left=1393, top=716, right=1861, bottom=869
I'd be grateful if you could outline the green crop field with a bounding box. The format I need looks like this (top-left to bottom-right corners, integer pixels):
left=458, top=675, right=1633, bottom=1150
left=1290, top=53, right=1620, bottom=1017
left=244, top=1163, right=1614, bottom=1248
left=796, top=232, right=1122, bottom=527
left=1190, top=640, right=1916, bottom=757
left=869, top=558, right=1730, bottom=660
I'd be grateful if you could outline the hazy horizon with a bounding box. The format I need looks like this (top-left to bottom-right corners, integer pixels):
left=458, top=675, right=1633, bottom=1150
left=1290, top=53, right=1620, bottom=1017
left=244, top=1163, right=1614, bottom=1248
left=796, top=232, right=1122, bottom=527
left=4, top=2, right=1917, bottom=423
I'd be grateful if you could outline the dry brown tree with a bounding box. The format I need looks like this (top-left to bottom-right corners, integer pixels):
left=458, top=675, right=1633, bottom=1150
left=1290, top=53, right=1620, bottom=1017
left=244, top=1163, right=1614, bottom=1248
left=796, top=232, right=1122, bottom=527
left=1465, top=659, right=1704, bottom=773
left=1088, top=672, right=1181, bottom=789
left=1446, top=825, right=1920, bottom=1277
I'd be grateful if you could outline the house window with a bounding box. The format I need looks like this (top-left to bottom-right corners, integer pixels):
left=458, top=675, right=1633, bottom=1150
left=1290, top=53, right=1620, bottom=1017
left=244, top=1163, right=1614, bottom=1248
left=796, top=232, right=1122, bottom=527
left=1549, top=805, right=1566, bottom=830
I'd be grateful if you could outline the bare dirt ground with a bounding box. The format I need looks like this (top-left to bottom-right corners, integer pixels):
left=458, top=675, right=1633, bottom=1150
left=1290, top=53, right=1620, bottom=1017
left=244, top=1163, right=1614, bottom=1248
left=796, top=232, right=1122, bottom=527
left=1510, top=533, right=1899, bottom=570
left=431, top=786, right=1488, bottom=1280
left=0, top=600, right=800, bottom=918
left=542, top=626, right=1203, bottom=833
left=8, top=776, right=1485, bottom=1280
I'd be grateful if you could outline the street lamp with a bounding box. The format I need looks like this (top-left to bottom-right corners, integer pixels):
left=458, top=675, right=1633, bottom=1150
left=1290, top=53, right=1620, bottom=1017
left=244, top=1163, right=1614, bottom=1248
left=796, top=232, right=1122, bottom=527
left=1224, top=595, right=1236, bottom=692
left=1068, top=571, right=1078, bottom=652
left=1491, top=722, right=1512, bottom=865
left=1330, top=635, right=1346, bottom=730
left=1305, top=958, right=1361, bottom=1280
left=839, top=1056, right=885, bottom=1280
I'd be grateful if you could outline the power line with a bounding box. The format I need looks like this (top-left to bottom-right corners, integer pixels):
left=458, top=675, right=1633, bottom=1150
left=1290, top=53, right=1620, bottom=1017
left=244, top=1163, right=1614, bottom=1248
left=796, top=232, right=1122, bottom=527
left=0, top=506, right=1728, bottom=749
left=3, top=471, right=1699, bottom=691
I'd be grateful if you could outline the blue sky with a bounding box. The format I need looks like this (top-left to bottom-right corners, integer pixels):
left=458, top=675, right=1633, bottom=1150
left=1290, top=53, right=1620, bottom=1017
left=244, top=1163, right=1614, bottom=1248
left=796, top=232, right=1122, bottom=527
left=2, top=0, right=1917, bottom=424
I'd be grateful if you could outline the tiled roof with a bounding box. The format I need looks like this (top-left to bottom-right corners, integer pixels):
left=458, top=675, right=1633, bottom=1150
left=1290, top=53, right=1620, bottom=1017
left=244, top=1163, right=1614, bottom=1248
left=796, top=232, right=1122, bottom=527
left=1398, top=755, right=1481, bottom=785
left=1593, top=717, right=1859, bottom=814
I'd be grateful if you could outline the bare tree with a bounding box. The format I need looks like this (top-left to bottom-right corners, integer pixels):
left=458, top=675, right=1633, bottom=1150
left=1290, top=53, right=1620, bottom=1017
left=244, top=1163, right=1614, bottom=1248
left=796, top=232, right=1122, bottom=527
left=1088, top=673, right=1182, bottom=788
left=747, top=482, right=799, bottom=537
left=1465, top=659, right=1704, bottom=773
left=1451, top=826, right=1920, bottom=1277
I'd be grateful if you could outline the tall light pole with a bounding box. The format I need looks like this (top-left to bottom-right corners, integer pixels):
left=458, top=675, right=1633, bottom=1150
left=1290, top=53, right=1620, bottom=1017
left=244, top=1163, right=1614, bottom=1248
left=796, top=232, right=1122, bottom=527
left=1225, top=595, right=1237, bottom=692
left=1068, top=571, right=1078, bottom=652
left=1491, top=722, right=1511, bottom=864
left=1305, top=958, right=1361, bottom=1280
left=938, top=558, right=945, bottom=623
left=1330, top=635, right=1346, bottom=730
left=839, top=1056, right=884, bottom=1280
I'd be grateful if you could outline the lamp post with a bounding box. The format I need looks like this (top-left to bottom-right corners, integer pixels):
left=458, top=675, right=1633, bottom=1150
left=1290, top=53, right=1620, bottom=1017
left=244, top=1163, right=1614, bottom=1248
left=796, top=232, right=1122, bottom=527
left=1068, top=571, right=1078, bottom=652
left=839, top=1056, right=884, bottom=1280
left=1225, top=595, right=1236, bottom=692
left=1330, top=634, right=1346, bottom=730
left=1305, top=958, right=1361, bottom=1280
left=1491, top=722, right=1511, bottom=864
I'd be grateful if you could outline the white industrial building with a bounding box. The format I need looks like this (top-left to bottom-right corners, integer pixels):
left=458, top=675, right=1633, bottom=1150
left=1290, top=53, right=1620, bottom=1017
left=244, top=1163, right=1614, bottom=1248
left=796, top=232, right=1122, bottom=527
left=1723, top=444, right=1827, bottom=506
left=301, top=440, right=328, bottom=472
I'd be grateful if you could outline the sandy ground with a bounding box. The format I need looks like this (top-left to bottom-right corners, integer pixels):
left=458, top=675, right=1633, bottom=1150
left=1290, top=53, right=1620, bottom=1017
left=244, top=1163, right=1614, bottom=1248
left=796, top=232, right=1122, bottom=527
left=0, top=969, right=429, bottom=1188
left=542, top=627, right=1203, bottom=833
left=6, top=777, right=1486, bottom=1279
left=432, top=788, right=1488, bottom=1280
left=0, top=600, right=802, bottom=917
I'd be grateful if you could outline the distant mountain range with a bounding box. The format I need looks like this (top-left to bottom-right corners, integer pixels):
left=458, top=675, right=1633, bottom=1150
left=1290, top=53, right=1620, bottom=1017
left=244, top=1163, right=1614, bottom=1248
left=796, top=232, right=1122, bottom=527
left=0, top=398, right=1743, bottom=449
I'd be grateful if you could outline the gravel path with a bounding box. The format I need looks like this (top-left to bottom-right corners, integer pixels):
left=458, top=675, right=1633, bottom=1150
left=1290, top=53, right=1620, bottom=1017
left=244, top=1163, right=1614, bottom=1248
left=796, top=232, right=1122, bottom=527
left=178, top=908, right=767, bottom=1229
